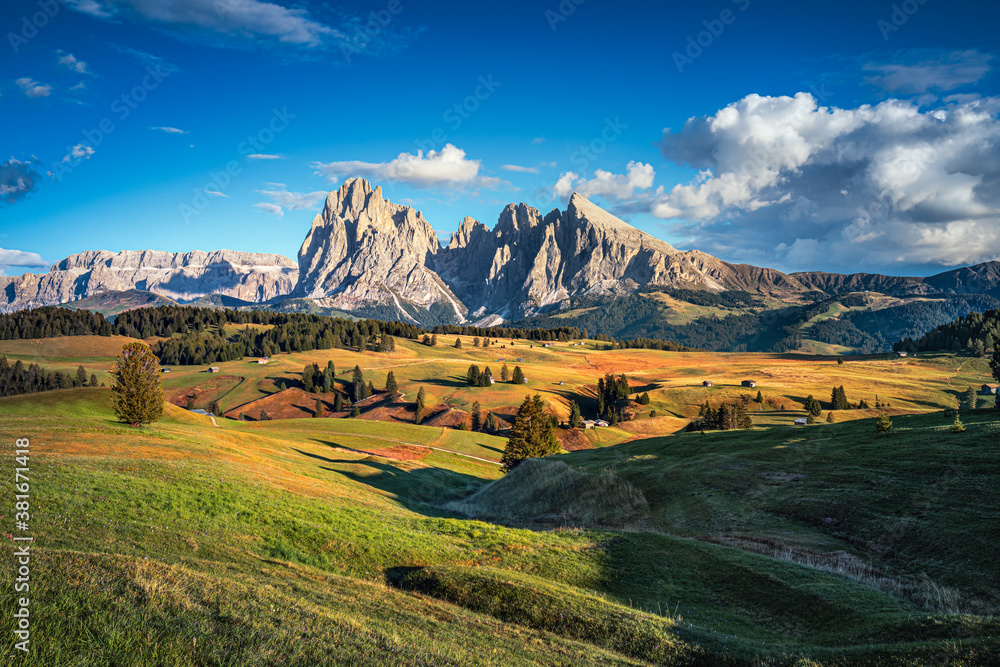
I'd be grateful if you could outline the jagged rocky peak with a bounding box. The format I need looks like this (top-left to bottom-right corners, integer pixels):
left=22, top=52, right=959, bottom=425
left=295, top=178, right=467, bottom=320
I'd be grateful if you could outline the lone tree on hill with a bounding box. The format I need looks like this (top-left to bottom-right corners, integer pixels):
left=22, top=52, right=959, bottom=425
left=385, top=371, right=399, bottom=401
left=511, top=366, right=525, bottom=384
left=501, top=394, right=560, bottom=472
left=454, top=338, right=462, bottom=349
left=501, top=364, right=509, bottom=382
left=110, top=342, right=164, bottom=427
left=415, top=386, right=426, bottom=425
left=467, top=364, right=481, bottom=386
left=875, top=411, right=893, bottom=435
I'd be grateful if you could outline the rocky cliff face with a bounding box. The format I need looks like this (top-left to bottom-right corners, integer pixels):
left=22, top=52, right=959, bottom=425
left=295, top=178, right=467, bottom=322
left=435, top=193, right=814, bottom=322
left=0, top=249, right=297, bottom=312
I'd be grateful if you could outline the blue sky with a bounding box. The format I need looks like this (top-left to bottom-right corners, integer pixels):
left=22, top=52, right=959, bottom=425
left=2, top=0, right=999, bottom=277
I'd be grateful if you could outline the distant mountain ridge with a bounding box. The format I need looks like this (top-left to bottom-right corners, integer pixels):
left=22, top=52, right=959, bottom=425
left=2, top=178, right=999, bottom=325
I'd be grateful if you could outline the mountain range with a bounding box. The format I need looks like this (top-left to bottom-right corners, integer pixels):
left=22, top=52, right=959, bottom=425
left=4, top=178, right=1000, bottom=329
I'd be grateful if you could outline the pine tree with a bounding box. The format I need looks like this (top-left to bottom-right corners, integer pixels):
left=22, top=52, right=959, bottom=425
left=963, top=386, right=977, bottom=411
left=415, top=386, right=426, bottom=425
left=471, top=401, right=482, bottom=431
left=334, top=393, right=344, bottom=412
left=755, top=390, right=763, bottom=404
left=952, top=414, right=966, bottom=433
left=260, top=409, right=269, bottom=421
left=484, top=411, right=498, bottom=433
left=454, top=338, right=462, bottom=349
left=314, top=397, right=323, bottom=418
left=239, top=412, right=245, bottom=421
left=430, top=334, right=438, bottom=347
left=89, top=374, right=98, bottom=387
left=75, top=365, right=88, bottom=387
left=351, top=404, right=361, bottom=417
left=385, top=371, right=399, bottom=401
left=569, top=400, right=582, bottom=428
left=209, top=400, right=221, bottom=417
left=826, top=412, right=835, bottom=423
left=875, top=411, right=893, bottom=434
left=302, top=364, right=315, bottom=392
left=501, top=364, right=509, bottom=382
left=501, top=395, right=560, bottom=472
left=512, top=366, right=524, bottom=384
left=473, top=337, right=480, bottom=347
left=110, top=342, right=164, bottom=427
left=467, top=364, right=481, bottom=386
left=352, top=365, right=365, bottom=401
left=367, top=380, right=375, bottom=397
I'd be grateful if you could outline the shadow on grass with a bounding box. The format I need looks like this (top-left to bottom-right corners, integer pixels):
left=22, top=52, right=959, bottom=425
left=292, top=443, right=488, bottom=517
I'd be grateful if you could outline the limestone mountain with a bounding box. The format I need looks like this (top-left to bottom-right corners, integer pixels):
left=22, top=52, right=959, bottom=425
left=436, top=193, right=808, bottom=322
left=295, top=178, right=467, bottom=322
left=0, top=249, right=297, bottom=313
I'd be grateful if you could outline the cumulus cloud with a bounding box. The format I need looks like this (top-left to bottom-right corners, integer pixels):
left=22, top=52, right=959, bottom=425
left=16, top=78, right=52, bottom=98
left=0, top=158, right=41, bottom=205
left=253, top=202, right=283, bottom=218
left=552, top=161, right=656, bottom=202
left=68, top=0, right=337, bottom=46
left=150, top=126, right=188, bottom=134
left=57, top=51, right=90, bottom=74
left=864, top=50, right=992, bottom=94
left=653, top=92, right=1000, bottom=272
left=0, top=248, right=46, bottom=276
left=313, top=144, right=498, bottom=189
left=61, top=144, right=95, bottom=163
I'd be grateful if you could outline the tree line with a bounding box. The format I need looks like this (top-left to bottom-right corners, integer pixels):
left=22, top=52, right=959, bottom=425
left=0, top=356, right=98, bottom=398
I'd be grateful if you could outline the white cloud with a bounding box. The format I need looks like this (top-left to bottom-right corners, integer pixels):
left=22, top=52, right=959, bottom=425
left=864, top=50, right=992, bottom=94
left=653, top=92, right=1000, bottom=272
left=531, top=137, right=546, bottom=144
left=502, top=164, right=539, bottom=174
left=253, top=202, right=283, bottom=218
left=70, top=81, right=86, bottom=91
left=204, top=190, right=228, bottom=198
left=0, top=248, right=46, bottom=276
left=57, top=51, right=90, bottom=74
left=246, top=153, right=283, bottom=160
left=256, top=186, right=328, bottom=214
left=61, top=144, right=95, bottom=163
left=150, top=126, right=188, bottom=134
left=16, top=78, right=52, bottom=98
left=70, top=0, right=337, bottom=47
left=313, top=144, right=496, bottom=189
left=552, top=161, right=656, bottom=202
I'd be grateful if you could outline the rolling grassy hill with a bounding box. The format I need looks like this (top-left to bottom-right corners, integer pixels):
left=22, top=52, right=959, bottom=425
left=1, top=388, right=997, bottom=665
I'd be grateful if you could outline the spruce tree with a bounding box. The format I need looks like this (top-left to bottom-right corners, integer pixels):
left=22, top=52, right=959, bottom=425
left=569, top=400, right=582, bottom=428
left=352, top=365, right=365, bottom=401
left=110, top=342, right=164, bottom=427
left=302, top=364, right=315, bottom=392
left=352, top=404, right=361, bottom=417
left=875, top=411, right=893, bottom=434
left=963, top=386, right=977, bottom=411
left=512, top=366, right=525, bottom=384
left=471, top=401, right=482, bottom=431
left=75, top=365, right=88, bottom=387
left=385, top=371, right=399, bottom=400
left=501, top=364, right=509, bottom=382
left=467, top=364, right=481, bottom=386
left=501, top=395, right=560, bottom=472
left=455, top=338, right=462, bottom=349
left=484, top=411, right=498, bottom=433
left=260, top=409, right=269, bottom=421
left=415, top=386, right=426, bottom=425
left=334, top=392, right=343, bottom=412
left=89, top=374, right=98, bottom=387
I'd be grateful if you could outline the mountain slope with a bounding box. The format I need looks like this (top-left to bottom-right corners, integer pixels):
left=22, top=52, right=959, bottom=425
left=296, top=178, right=467, bottom=322
left=0, top=249, right=297, bottom=313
